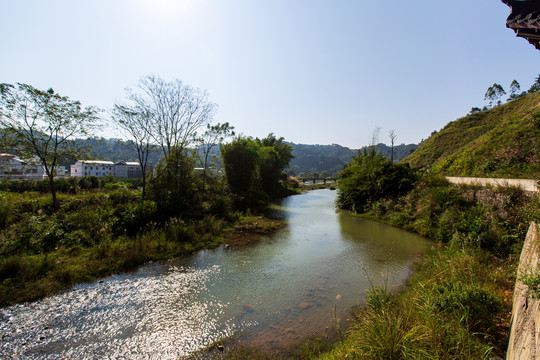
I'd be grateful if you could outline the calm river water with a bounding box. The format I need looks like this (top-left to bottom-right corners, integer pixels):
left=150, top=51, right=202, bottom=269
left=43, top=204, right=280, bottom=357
left=0, top=189, right=429, bottom=359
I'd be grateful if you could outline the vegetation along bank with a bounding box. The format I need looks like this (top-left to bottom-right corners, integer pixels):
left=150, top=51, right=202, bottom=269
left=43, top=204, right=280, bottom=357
left=209, top=89, right=540, bottom=359
left=0, top=78, right=300, bottom=306
left=319, top=94, right=540, bottom=359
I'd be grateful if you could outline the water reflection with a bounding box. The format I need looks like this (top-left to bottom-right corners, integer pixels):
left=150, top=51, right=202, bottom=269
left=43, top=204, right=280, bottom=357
left=0, top=190, right=429, bottom=359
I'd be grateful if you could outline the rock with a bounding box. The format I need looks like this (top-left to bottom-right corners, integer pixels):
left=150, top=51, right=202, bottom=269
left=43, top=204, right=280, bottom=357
left=298, top=301, right=311, bottom=310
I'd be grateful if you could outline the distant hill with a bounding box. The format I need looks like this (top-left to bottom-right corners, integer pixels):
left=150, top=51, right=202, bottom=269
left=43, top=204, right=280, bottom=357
left=1, top=134, right=417, bottom=177
left=404, top=92, right=540, bottom=179
left=286, top=142, right=418, bottom=177
left=69, top=139, right=418, bottom=177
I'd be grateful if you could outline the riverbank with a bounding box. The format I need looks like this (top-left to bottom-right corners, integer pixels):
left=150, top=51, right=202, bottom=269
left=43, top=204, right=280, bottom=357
left=317, top=178, right=539, bottom=359
left=0, top=190, right=285, bottom=306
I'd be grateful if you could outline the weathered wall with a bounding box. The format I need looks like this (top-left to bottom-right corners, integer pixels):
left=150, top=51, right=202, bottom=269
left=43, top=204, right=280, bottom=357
left=507, top=222, right=540, bottom=360
left=446, top=177, right=539, bottom=193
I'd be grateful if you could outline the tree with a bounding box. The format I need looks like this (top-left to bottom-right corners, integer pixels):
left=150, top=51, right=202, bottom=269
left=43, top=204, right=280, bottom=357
left=0, top=83, right=99, bottom=209
left=484, top=84, right=506, bottom=108
left=123, top=76, right=216, bottom=203
left=128, top=75, right=216, bottom=158
left=388, top=129, right=397, bottom=162
left=256, top=134, right=294, bottom=196
left=508, top=80, right=521, bottom=101
left=529, top=74, right=540, bottom=93
left=221, top=134, right=294, bottom=206
left=220, top=136, right=259, bottom=196
left=111, top=104, right=154, bottom=201
left=196, top=122, right=235, bottom=185
left=337, top=152, right=416, bottom=213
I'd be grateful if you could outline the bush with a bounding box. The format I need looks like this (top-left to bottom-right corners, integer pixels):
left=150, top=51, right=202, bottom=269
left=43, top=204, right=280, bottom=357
left=337, top=152, right=417, bottom=213
left=431, top=281, right=501, bottom=331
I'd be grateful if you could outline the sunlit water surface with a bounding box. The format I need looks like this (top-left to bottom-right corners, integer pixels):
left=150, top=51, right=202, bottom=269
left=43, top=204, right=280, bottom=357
left=0, top=189, right=430, bottom=359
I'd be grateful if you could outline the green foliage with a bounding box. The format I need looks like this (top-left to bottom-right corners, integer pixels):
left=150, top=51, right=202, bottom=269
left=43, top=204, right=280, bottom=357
left=0, top=82, right=100, bottom=208
left=286, top=142, right=418, bottom=177
left=519, top=270, right=540, bottom=299
left=529, top=74, right=540, bottom=94
left=221, top=134, right=294, bottom=208
left=337, top=151, right=417, bottom=213
left=430, top=281, right=501, bottom=331
left=221, top=137, right=260, bottom=196
left=320, top=247, right=514, bottom=360
left=405, top=92, right=540, bottom=179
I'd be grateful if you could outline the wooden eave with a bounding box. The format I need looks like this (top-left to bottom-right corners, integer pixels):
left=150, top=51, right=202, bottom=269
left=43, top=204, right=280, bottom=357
left=503, top=0, right=540, bottom=50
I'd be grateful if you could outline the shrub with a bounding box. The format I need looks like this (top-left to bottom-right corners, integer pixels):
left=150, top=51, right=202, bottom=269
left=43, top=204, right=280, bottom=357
left=431, top=281, right=501, bottom=331
left=337, top=152, right=417, bottom=213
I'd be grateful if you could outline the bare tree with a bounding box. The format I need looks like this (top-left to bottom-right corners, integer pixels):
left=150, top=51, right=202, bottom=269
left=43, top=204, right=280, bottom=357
left=128, top=75, right=216, bottom=159
left=388, top=129, right=397, bottom=162
left=0, top=83, right=100, bottom=209
left=367, top=126, right=381, bottom=156
left=121, top=76, right=216, bottom=202
left=111, top=104, right=155, bottom=201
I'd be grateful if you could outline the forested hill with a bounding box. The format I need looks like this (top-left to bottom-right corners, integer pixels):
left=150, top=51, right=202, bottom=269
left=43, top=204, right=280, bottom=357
left=68, top=138, right=162, bottom=166
left=403, top=92, right=540, bottom=179
left=56, top=138, right=418, bottom=176
left=286, top=142, right=418, bottom=177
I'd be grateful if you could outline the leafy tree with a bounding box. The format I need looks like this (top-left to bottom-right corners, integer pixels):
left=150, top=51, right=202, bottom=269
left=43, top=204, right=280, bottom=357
left=529, top=74, right=540, bottom=93
left=220, top=137, right=259, bottom=196
left=221, top=134, right=294, bottom=206
left=0, top=83, right=99, bottom=209
left=337, top=152, right=416, bottom=213
left=256, top=134, right=294, bottom=196
left=508, top=80, right=521, bottom=101
left=484, top=84, right=506, bottom=108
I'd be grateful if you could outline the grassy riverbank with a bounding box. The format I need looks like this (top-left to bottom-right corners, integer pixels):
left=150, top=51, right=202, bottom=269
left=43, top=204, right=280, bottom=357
left=0, top=189, right=285, bottom=306
left=198, top=178, right=539, bottom=359
left=319, top=178, right=539, bottom=359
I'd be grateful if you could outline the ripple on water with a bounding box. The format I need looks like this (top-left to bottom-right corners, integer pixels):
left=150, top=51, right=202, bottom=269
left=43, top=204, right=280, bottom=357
left=0, top=264, right=248, bottom=359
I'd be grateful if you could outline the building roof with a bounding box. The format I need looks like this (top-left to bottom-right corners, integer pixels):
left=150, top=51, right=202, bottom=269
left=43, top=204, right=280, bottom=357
left=115, top=161, right=140, bottom=166
left=502, top=0, right=540, bottom=50
left=77, top=160, right=115, bottom=165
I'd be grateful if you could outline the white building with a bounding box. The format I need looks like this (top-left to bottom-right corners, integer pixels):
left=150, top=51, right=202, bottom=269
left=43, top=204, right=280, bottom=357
left=0, top=154, right=66, bottom=180
left=70, top=160, right=115, bottom=178
left=70, top=160, right=143, bottom=178
left=114, top=161, right=142, bottom=178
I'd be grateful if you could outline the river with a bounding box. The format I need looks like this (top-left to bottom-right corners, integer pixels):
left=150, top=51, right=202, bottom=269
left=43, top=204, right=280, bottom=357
left=0, top=189, right=429, bottom=359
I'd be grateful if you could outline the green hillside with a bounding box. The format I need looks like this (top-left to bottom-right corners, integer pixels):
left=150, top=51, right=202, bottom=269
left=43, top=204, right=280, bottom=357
left=404, top=92, right=540, bottom=179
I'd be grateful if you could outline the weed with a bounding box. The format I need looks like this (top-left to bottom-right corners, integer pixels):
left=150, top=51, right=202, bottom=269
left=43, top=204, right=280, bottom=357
left=519, top=270, right=540, bottom=299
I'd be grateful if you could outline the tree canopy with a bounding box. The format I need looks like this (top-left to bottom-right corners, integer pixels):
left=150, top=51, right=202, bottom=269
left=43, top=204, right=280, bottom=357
left=0, top=83, right=100, bottom=208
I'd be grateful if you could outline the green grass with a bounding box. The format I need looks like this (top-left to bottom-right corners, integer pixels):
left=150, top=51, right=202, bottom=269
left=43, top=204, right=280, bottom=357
left=318, top=247, right=516, bottom=360
left=0, top=189, right=282, bottom=306
left=318, top=178, right=538, bottom=359
left=404, top=92, right=540, bottom=179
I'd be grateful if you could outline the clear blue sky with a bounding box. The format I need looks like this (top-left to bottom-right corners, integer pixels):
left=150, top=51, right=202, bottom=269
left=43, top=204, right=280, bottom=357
left=2, top=0, right=538, bottom=149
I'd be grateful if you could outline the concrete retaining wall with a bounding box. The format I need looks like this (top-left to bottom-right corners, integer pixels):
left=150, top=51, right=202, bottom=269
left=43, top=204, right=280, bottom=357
left=446, top=177, right=539, bottom=193
left=507, top=222, right=540, bottom=360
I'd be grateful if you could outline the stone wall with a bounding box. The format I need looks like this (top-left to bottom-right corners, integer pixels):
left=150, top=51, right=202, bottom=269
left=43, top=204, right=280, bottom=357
left=507, top=222, right=540, bottom=360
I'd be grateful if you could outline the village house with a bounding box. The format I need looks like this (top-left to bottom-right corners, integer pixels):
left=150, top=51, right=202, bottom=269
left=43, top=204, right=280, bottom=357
left=0, top=154, right=67, bottom=180
left=70, top=160, right=143, bottom=178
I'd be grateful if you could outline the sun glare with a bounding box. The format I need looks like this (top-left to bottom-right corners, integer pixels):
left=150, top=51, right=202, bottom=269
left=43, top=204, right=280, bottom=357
left=136, top=0, right=194, bottom=20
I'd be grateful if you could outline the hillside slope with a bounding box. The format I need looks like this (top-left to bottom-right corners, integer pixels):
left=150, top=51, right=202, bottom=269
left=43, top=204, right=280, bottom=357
left=404, top=92, right=540, bottom=179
